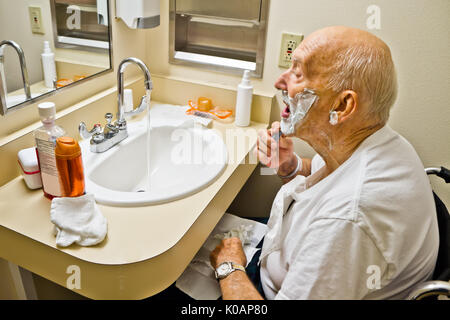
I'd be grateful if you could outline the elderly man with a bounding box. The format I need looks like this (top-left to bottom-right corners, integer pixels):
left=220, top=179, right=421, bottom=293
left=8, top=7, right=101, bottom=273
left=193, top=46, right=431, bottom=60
left=210, top=26, right=439, bottom=300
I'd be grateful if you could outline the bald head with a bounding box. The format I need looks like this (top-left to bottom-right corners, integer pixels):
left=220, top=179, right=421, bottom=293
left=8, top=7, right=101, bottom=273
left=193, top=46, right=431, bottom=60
left=298, top=26, right=398, bottom=123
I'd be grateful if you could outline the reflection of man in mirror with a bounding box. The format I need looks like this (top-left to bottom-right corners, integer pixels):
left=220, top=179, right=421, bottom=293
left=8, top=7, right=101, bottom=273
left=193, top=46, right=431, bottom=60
left=66, top=5, right=81, bottom=30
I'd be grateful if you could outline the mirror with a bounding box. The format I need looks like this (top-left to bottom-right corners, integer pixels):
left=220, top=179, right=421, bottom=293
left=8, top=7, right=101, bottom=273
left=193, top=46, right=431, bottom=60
left=0, top=0, right=112, bottom=115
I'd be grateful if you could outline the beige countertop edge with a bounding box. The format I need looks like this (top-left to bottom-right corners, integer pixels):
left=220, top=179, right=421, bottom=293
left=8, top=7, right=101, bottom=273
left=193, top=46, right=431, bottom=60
left=0, top=160, right=258, bottom=299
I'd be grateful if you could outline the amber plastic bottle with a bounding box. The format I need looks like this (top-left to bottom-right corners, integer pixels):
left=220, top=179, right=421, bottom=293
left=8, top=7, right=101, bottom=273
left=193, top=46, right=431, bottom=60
left=55, top=137, right=85, bottom=197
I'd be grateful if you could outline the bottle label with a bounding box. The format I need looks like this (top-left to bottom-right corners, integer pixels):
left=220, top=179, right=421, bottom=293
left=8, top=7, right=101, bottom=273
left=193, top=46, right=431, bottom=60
left=36, top=138, right=61, bottom=197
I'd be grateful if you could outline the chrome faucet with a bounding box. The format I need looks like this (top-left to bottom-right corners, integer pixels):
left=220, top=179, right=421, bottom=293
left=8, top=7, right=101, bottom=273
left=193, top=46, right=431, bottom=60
left=0, top=40, right=31, bottom=115
left=79, top=57, right=153, bottom=153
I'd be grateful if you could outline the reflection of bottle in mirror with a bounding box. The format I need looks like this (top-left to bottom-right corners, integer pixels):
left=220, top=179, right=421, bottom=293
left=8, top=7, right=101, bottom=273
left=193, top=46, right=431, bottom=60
left=42, top=41, right=56, bottom=89
left=34, top=102, right=66, bottom=199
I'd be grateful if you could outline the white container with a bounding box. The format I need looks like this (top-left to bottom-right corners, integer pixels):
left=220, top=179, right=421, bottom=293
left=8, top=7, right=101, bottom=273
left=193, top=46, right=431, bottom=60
left=234, top=70, right=253, bottom=127
left=18, top=147, right=42, bottom=190
left=41, top=41, right=57, bottom=88
left=34, top=102, right=66, bottom=198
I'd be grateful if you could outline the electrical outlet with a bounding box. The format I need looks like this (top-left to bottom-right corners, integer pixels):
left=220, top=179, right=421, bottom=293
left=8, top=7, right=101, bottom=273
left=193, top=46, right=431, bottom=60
left=278, top=32, right=304, bottom=68
left=29, top=6, right=45, bottom=34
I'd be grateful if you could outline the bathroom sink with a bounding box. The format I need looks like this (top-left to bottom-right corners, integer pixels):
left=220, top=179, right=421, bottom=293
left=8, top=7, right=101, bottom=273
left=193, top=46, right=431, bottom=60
left=79, top=113, right=228, bottom=206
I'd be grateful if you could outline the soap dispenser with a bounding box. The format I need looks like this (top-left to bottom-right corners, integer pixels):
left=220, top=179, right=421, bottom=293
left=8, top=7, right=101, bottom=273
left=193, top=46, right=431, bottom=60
left=235, top=70, right=253, bottom=127
left=116, top=0, right=160, bottom=29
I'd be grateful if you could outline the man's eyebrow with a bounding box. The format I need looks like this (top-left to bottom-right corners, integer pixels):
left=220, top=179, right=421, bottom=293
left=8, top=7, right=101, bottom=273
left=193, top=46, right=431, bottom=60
left=293, top=54, right=310, bottom=76
left=292, top=56, right=302, bottom=64
left=292, top=56, right=305, bottom=72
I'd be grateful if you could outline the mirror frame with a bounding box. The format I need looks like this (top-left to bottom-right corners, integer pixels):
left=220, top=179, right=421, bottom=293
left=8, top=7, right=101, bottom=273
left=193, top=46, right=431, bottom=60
left=0, top=0, right=114, bottom=116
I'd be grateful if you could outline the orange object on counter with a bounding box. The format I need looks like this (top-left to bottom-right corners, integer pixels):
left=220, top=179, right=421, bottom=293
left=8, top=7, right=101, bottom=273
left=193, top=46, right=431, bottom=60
left=56, top=79, right=74, bottom=88
left=55, top=137, right=85, bottom=197
left=186, top=100, right=233, bottom=120
left=73, top=75, right=86, bottom=81
left=197, top=97, right=213, bottom=111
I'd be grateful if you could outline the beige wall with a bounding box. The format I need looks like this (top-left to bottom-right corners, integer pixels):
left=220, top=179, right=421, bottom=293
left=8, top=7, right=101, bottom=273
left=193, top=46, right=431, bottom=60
left=145, top=0, right=450, bottom=215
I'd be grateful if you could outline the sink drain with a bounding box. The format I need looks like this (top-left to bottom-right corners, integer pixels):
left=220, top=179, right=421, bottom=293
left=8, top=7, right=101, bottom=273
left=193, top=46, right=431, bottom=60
left=136, top=189, right=146, bottom=193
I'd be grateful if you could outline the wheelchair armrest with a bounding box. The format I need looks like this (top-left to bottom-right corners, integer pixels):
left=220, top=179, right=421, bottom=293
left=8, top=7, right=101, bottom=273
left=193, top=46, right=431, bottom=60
left=426, top=166, right=450, bottom=183
left=437, top=166, right=450, bottom=183
left=407, top=280, right=450, bottom=300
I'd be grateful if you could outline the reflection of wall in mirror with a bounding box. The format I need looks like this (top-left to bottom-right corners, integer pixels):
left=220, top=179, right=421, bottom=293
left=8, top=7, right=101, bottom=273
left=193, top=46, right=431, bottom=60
left=0, top=0, right=54, bottom=92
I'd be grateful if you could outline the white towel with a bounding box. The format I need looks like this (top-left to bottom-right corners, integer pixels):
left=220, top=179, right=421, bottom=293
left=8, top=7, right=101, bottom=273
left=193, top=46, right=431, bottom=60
left=50, top=193, right=108, bottom=247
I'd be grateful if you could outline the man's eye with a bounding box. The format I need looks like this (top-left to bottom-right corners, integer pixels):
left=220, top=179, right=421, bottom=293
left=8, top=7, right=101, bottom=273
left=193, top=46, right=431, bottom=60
left=290, top=69, right=302, bottom=78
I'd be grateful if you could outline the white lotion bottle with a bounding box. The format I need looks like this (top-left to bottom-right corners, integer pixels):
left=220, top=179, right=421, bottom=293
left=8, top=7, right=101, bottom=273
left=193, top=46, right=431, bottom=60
left=42, top=41, right=57, bottom=89
left=34, top=102, right=66, bottom=199
left=235, top=70, right=253, bottom=127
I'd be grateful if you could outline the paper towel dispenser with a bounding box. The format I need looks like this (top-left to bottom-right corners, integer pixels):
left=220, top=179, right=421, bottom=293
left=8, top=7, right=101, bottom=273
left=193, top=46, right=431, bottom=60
left=169, top=0, right=269, bottom=78
left=116, top=0, right=160, bottom=29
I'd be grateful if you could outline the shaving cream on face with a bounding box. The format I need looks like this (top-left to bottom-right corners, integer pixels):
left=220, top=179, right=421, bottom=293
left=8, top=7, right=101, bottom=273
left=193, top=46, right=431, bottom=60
left=280, top=89, right=318, bottom=135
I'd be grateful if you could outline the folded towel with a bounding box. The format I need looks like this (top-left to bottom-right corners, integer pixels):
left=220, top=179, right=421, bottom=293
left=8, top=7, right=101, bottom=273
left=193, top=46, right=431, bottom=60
left=50, top=193, right=108, bottom=247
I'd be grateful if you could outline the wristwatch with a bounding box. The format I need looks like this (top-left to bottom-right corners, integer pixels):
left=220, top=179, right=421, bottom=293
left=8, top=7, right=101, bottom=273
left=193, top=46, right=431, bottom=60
left=214, top=262, right=246, bottom=280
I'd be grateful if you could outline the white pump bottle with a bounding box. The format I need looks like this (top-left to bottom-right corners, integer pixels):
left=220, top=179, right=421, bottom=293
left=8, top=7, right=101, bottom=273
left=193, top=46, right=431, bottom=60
left=234, top=70, right=253, bottom=127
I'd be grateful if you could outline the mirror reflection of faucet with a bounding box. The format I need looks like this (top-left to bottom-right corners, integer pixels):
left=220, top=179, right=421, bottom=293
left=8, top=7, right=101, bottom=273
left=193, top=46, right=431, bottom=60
left=79, top=57, right=153, bottom=153
left=0, top=40, right=31, bottom=115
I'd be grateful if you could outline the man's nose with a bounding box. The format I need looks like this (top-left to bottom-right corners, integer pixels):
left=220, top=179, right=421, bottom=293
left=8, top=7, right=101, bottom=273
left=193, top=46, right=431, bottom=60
left=274, top=70, right=289, bottom=91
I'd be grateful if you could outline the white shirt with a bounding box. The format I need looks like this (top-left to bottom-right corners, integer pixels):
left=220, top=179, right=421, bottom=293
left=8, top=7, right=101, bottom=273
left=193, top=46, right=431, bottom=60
left=260, top=125, right=439, bottom=300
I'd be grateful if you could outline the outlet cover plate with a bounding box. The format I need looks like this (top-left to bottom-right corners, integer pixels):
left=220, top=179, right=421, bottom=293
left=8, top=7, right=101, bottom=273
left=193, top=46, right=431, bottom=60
left=278, top=32, right=304, bottom=68
left=29, top=6, right=45, bottom=34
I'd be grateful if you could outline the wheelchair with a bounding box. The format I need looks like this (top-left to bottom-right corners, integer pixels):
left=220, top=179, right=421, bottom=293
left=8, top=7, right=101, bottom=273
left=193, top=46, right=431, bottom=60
left=407, top=166, right=450, bottom=300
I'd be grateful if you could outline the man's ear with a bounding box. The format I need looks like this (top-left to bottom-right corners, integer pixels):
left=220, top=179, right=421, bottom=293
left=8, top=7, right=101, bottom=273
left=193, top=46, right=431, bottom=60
left=334, top=90, right=358, bottom=122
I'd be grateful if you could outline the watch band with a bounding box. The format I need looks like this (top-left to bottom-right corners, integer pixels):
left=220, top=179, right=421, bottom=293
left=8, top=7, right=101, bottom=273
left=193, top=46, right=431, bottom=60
left=231, top=262, right=246, bottom=273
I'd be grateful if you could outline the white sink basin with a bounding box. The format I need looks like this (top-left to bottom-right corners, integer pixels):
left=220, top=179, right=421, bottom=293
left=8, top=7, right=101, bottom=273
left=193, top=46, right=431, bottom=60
left=80, top=113, right=228, bottom=207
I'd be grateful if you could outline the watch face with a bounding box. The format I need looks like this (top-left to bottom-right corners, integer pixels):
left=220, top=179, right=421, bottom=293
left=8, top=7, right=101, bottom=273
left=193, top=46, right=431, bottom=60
left=218, top=263, right=231, bottom=275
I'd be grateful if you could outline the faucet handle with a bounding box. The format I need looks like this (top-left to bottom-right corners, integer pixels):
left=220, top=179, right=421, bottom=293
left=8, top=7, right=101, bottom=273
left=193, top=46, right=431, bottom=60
left=104, top=112, right=119, bottom=138
left=79, top=122, right=102, bottom=139
left=105, top=112, right=113, bottom=124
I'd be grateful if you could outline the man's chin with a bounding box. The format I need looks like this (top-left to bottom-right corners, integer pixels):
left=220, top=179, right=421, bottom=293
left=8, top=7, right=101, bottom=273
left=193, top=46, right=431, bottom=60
left=280, top=118, right=295, bottom=136
left=281, top=117, right=304, bottom=137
